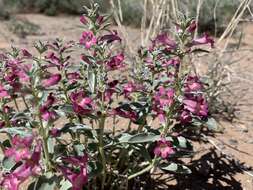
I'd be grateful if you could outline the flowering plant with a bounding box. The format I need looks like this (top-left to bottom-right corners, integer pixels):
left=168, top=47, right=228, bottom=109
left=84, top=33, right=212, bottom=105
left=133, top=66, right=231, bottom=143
left=0, top=4, right=216, bottom=190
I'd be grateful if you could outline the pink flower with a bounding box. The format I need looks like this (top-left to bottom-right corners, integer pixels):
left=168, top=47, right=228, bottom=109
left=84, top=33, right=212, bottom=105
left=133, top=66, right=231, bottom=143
left=100, top=30, right=121, bottom=44
left=0, top=121, right=5, bottom=128
left=154, top=87, right=174, bottom=108
left=2, top=143, right=41, bottom=190
left=184, top=76, right=202, bottom=92
left=58, top=155, right=88, bottom=190
left=192, top=33, right=214, bottom=48
left=80, top=15, right=87, bottom=25
left=40, top=107, right=57, bottom=121
left=70, top=91, right=94, bottom=115
left=123, top=82, right=141, bottom=98
left=179, top=111, right=192, bottom=124
left=42, top=73, right=61, bottom=87
left=39, top=93, right=57, bottom=121
left=106, top=53, right=125, bottom=70
left=186, top=20, right=197, bottom=33
left=0, top=84, right=9, bottom=98
left=113, top=107, right=138, bottom=122
left=79, top=31, right=97, bottom=49
left=104, top=80, right=118, bottom=101
left=154, top=138, right=174, bottom=159
left=17, top=69, right=30, bottom=82
left=183, top=96, right=208, bottom=117
left=96, top=15, right=104, bottom=26
left=50, top=128, right=61, bottom=137
left=21, top=49, right=32, bottom=58
left=152, top=33, right=177, bottom=50
left=4, top=135, right=33, bottom=162
left=81, top=54, right=92, bottom=64
left=67, top=72, right=81, bottom=83
left=162, top=58, right=180, bottom=68
left=45, top=52, right=61, bottom=67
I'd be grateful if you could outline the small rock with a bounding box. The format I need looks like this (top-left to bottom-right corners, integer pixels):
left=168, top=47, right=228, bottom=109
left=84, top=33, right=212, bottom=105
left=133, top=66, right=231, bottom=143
left=228, top=139, right=238, bottom=145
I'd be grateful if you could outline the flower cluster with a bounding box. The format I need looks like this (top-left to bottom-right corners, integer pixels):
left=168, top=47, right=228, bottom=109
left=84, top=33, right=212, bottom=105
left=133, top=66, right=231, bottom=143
left=0, top=4, right=214, bottom=190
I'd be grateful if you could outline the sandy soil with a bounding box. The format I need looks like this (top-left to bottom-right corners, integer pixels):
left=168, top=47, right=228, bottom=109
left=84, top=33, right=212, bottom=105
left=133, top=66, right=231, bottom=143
left=0, top=14, right=253, bottom=189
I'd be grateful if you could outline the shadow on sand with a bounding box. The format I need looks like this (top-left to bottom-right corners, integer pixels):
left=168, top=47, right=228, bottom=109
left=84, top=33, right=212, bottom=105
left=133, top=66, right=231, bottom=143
left=131, top=148, right=250, bottom=190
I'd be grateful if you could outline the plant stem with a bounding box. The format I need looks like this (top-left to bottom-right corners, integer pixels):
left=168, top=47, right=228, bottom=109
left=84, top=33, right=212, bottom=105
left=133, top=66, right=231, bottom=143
left=0, top=142, right=5, bottom=153
left=22, top=96, right=29, bottom=110
left=128, top=160, right=155, bottom=180
left=38, top=109, right=52, bottom=171
left=99, top=115, right=106, bottom=190
left=13, top=97, right=20, bottom=112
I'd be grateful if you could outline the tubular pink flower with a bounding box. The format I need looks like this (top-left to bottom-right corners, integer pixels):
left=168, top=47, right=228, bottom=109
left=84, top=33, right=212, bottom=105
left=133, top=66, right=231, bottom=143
left=0, top=121, right=5, bottom=128
left=183, top=96, right=208, bottom=117
left=2, top=143, right=41, bottom=190
left=114, top=107, right=138, bottom=122
left=79, top=31, right=97, bottom=49
left=162, top=58, right=180, bottom=68
left=154, top=86, right=174, bottom=108
left=152, top=33, right=177, bottom=50
left=39, top=93, right=57, bottom=121
left=184, top=76, right=203, bottom=92
left=192, top=33, right=214, bottom=48
left=106, top=53, right=125, bottom=70
left=154, top=138, right=174, bottom=159
left=58, top=155, right=88, bottom=190
left=45, top=52, right=61, bottom=67
left=96, top=15, right=104, bottom=26
left=42, top=73, right=61, bottom=87
left=104, top=80, right=118, bottom=101
left=21, top=49, right=32, bottom=58
left=80, top=15, right=87, bottom=25
left=100, top=30, right=121, bottom=44
left=50, top=128, right=61, bottom=137
left=0, top=84, right=9, bottom=98
left=186, top=20, right=197, bottom=33
left=70, top=91, right=94, bottom=115
left=122, top=82, right=143, bottom=98
left=179, top=111, right=192, bottom=124
left=67, top=72, right=81, bottom=83
left=4, top=135, right=33, bottom=162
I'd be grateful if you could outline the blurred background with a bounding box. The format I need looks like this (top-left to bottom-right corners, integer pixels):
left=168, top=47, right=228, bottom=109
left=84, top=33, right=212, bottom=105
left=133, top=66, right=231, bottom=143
left=0, top=0, right=253, bottom=189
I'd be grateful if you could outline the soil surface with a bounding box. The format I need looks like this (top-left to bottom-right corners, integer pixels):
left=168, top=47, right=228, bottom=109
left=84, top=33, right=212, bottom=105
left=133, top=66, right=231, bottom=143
left=0, top=14, right=253, bottom=189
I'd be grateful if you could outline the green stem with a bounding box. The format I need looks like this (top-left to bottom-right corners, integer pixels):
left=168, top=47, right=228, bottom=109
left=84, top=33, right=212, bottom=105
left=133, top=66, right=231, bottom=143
left=32, top=87, right=52, bottom=171
left=137, top=124, right=145, bottom=133
left=22, top=96, right=29, bottom=110
left=99, top=115, right=106, bottom=190
left=126, top=120, right=132, bottom=132
left=13, top=97, right=20, bottom=112
left=0, top=142, right=5, bottom=153
left=128, top=159, right=155, bottom=180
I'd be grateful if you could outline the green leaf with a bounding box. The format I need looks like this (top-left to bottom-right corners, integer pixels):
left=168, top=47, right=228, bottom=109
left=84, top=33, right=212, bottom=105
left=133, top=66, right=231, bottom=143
left=118, top=133, right=133, bottom=143
left=127, top=133, right=159, bottom=144
left=61, top=123, right=92, bottom=133
left=160, top=162, right=191, bottom=174
left=0, top=127, right=32, bottom=137
left=60, top=179, right=72, bottom=190
left=171, top=136, right=192, bottom=149
left=88, top=161, right=103, bottom=178
left=11, top=112, right=31, bottom=120
left=2, top=157, right=16, bottom=171
left=205, top=117, right=220, bottom=132
left=47, top=138, right=54, bottom=154
left=88, top=65, right=96, bottom=93
left=74, top=143, right=85, bottom=156
left=57, top=104, right=73, bottom=115
left=28, top=174, right=58, bottom=190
